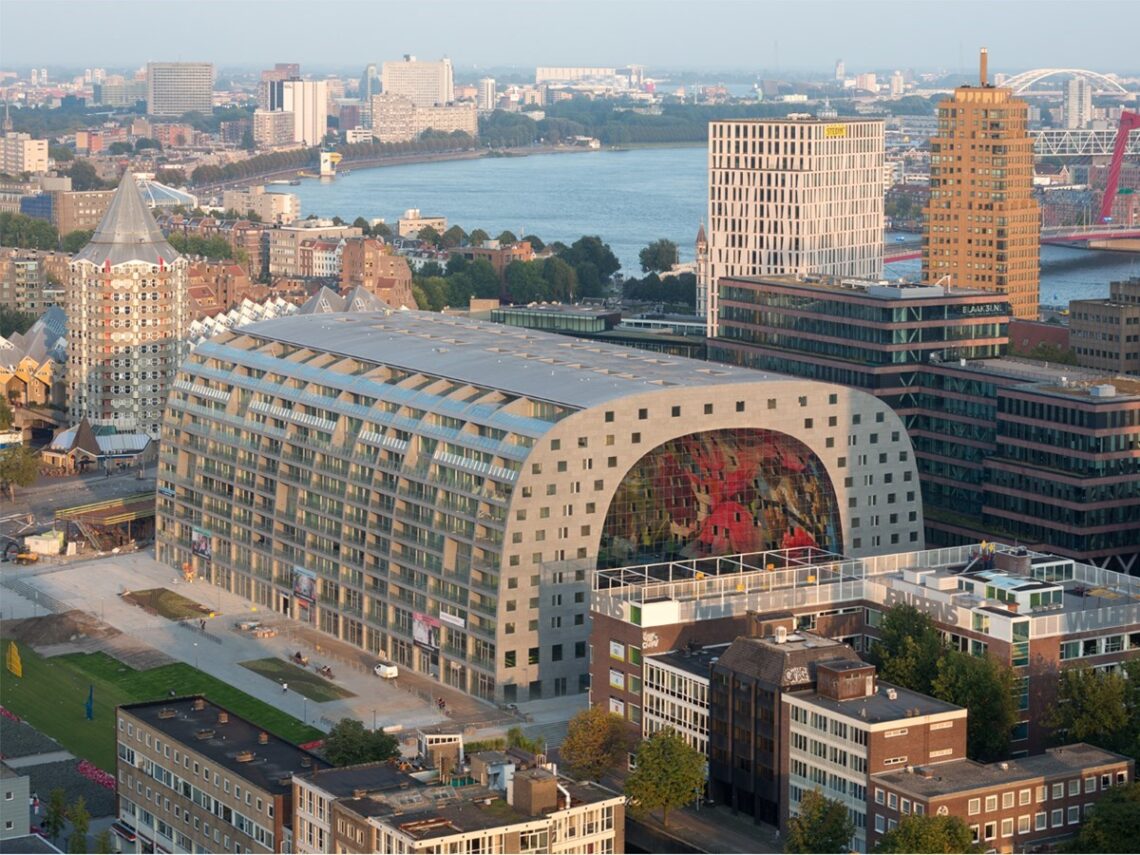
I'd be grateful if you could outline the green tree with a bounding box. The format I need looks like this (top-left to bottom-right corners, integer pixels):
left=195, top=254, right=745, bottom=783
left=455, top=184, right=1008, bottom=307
left=66, top=159, right=107, bottom=191
left=61, top=229, right=94, bottom=253
left=1045, top=668, right=1131, bottom=752
left=67, top=796, right=90, bottom=854
left=352, top=216, right=371, bottom=236
left=417, top=225, right=442, bottom=247
left=931, top=651, right=1018, bottom=762
left=624, top=728, right=705, bottom=828
left=135, top=137, right=162, bottom=152
left=42, top=788, right=67, bottom=842
left=49, top=143, right=74, bottom=162
left=92, top=829, right=115, bottom=854
left=0, top=212, right=59, bottom=250
left=414, top=276, right=450, bottom=312
left=868, top=604, right=945, bottom=695
left=542, top=256, right=578, bottom=301
left=0, top=445, right=39, bottom=499
left=561, top=706, right=631, bottom=781
left=441, top=225, right=467, bottom=248
left=507, top=726, right=543, bottom=753
left=322, top=718, right=400, bottom=766
left=0, top=305, right=37, bottom=337
left=467, top=259, right=502, bottom=300
left=785, top=789, right=855, bottom=854
left=558, top=235, right=620, bottom=289
left=639, top=238, right=679, bottom=273
left=107, top=141, right=133, bottom=156
left=0, top=398, right=13, bottom=430
left=874, top=814, right=980, bottom=853
left=372, top=222, right=393, bottom=240
left=522, top=234, right=545, bottom=251
left=496, top=230, right=518, bottom=245
left=1065, top=781, right=1140, bottom=853
left=241, top=128, right=256, bottom=151
left=468, top=228, right=489, bottom=247
left=505, top=260, right=548, bottom=304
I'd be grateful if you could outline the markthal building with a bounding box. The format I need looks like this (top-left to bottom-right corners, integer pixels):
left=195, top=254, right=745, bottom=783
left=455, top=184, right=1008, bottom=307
left=157, top=311, right=921, bottom=702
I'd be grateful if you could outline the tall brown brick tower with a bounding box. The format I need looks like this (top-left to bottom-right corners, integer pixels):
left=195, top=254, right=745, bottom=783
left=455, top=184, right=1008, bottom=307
left=923, top=49, right=1040, bottom=319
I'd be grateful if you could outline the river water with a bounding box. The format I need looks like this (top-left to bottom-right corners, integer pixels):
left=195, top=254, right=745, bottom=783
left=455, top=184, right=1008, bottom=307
left=279, top=146, right=1139, bottom=302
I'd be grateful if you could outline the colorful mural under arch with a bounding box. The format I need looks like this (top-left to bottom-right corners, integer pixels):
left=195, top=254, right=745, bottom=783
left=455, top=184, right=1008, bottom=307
left=599, top=429, right=841, bottom=568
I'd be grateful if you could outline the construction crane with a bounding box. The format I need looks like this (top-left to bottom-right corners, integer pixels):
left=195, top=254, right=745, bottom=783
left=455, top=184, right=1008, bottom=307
left=1098, top=110, right=1140, bottom=224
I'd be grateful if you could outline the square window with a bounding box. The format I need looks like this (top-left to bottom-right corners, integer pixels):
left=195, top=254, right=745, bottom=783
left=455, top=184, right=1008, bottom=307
left=1051, top=809, right=1063, bottom=828
left=767, top=399, right=777, bottom=410
left=1002, top=792, right=1014, bottom=809
left=984, top=822, right=996, bottom=841
left=604, top=411, right=614, bottom=422
left=736, top=401, right=746, bottom=412
left=550, top=439, right=561, bottom=450
left=631, top=433, right=641, bottom=444
left=1001, top=818, right=1013, bottom=838
left=704, top=403, right=713, bottom=415
left=638, top=408, right=648, bottom=420
left=985, top=796, right=997, bottom=812
left=1067, top=806, right=1079, bottom=825
left=671, top=406, right=681, bottom=417
left=968, top=798, right=980, bottom=816
left=1035, top=812, right=1046, bottom=831
left=804, top=418, right=813, bottom=429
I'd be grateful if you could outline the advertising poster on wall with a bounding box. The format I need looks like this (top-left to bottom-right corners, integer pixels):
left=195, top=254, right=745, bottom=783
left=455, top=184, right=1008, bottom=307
left=190, top=527, right=212, bottom=561
left=292, top=566, right=316, bottom=603
left=413, top=612, right=441, bottom=652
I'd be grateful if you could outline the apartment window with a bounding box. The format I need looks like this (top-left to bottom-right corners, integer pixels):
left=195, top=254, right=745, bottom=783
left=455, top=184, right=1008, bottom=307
left=985, top=796, right=997, bottom=812
left=875, top=789, right=885, bottom=805
left=737, top=401, right=746, bottom=412
left=1051, top=809, right=1063, bottom=828
left=631, top=433, right=641, bottom=444
left=888, top=793, right=898, bottom=810
left=970, top=825, right=980, bottom=845
left=1001, top=818, right=1013, bottom=838
left=874, top=815, right=885, bottom=833
left=638, top=408, right=648, bottom=420
left=1085, top=777, right=1096, bottom=793
left=1068, top=779, right=1080, bottom=796
left=767, top=399, right=777, bottom=410
left=1068, top=806, right=1080, bottom=825
left=1002, top=792, right=1014, bottom=809
left=901, top=798, right=910, bottom=815
left=704, top=404, right=714, bottom=415
left=967, top=798, right=980, bottom=816
left=984, top=822, right=996, bottom=841
left=1052, top=783, right=1064, bottom=799
left=1035, top=813, right=1046, bottom=831
left=671, top=406, right=681, bottom=417
left=604, top=411, right=614, bottom=423
left=1018, top=815, right=1031, bottom=834
left=1019, top=789, right=1031, bottom=806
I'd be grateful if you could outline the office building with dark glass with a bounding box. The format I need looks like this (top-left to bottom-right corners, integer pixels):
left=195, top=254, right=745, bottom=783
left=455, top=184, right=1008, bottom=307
left=157, top=311, right=922, bottom=703
left=709, top=274, right=1140, bottom=574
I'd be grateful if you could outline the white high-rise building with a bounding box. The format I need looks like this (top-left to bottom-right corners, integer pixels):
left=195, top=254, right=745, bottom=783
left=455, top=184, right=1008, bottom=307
left=146, top=62, right=214, bottom=117
left=834, top=59, right=845, bottom=81
left=281, top=79, right=329, bottom=146
left=68, top=174, right=189, bottom=438
left=700, top=118, right=885, bottom=335
left=1065, top=77, right=1092, bottom=129
left=381, top=55, right=453, bottom=107
left=477, top=77, right=497, bottom=111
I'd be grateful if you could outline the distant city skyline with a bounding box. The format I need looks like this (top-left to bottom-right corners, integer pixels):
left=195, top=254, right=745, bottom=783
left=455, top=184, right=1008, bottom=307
left=3, top=0, right=1139, bottom=75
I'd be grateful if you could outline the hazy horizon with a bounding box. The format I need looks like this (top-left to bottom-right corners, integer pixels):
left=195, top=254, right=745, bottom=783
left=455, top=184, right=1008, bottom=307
left=2, top=0, right=1139, bottom=76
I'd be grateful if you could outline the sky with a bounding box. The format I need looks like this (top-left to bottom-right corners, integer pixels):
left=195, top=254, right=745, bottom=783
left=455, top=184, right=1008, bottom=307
left=2, top=0, right=1138, bottom=75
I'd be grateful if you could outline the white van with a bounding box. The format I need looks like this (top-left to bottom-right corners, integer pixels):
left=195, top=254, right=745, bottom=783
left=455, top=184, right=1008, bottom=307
left=373, top=660, right=399, bottom=679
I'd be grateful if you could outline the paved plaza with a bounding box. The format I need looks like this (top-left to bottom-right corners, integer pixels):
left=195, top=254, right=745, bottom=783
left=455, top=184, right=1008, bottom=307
left=1, top=550, right=576, bottom=738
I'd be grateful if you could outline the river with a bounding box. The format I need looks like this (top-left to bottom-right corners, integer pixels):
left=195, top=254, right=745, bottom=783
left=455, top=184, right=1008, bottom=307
left=277, top=146, right=1139, bottom=303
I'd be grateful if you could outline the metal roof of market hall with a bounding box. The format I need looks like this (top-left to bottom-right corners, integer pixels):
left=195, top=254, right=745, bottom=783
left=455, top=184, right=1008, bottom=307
left=71, top=172, right=182, bottom=268
left=226, top=310, right=792, bottom=410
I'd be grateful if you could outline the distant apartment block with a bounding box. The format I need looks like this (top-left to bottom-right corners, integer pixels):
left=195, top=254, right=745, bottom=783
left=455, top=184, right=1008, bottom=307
left=0, top=132, right=48, bottom=174
left=223, top=186, right=300, bottom=225
left=267, top=221, right=361, bottom=278
left=370, top=94, right=477, bottom=143
left=253, top=110, right=296, bottom=149
left=116, top=696, right=328, bottom=853
left=700, top=117, right=885, bottom=335
left=396, top=209, right=446, bottom=238
left=0, top=247, right=68, bottom=314
left=1069, top=277, right=1140, bottom=375
left=146, top=62, right=214, bottom=117
left=477, top=77, right=497, bottom=111
left=339, top=237, right=415, bottom=307
left=270, top=79, right=328, bottom=146
left=260, top=63, right=301, bottom=109
left=381, top=55, right=454, bottom=107
left=93, top=78, right=147, bottom=108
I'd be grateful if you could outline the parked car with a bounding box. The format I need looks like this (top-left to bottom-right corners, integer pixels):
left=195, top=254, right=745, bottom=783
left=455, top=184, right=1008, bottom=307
left=373, top=660, right=399, bottom=679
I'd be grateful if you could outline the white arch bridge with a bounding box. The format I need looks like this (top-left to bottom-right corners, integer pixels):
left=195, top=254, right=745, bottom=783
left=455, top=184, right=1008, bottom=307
left=1003, top=68, right=1129, bottom=95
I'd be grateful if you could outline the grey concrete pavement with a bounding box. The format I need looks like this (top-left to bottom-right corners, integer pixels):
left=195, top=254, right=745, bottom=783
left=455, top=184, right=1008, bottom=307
left=5, top=551, right=450, bottom=734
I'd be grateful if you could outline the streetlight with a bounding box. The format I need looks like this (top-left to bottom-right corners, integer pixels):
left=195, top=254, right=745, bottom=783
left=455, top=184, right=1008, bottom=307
left=193, top=642, right=199, bottom=669
left=303, top=697, right=308, bottom=724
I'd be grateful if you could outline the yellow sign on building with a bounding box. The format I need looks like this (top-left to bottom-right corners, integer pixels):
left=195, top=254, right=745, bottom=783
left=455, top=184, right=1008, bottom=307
left=824, top=125, right=847, bottom=138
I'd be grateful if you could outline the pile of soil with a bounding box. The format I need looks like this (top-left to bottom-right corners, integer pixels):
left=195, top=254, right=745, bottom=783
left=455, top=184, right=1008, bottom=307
left=0, top=610, right=121, bottom=648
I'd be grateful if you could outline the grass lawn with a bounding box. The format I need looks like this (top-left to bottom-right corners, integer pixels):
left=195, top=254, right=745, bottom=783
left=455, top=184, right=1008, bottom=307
left=0, top=641, right=322, bottom=772
left=240, top=658, right=355, bottom=702
left=122, top=588, right=212, bottom=621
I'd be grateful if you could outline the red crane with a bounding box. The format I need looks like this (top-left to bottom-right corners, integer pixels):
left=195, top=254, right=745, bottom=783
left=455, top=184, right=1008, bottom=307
left=1098, top=110, right=1140, bottom=224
